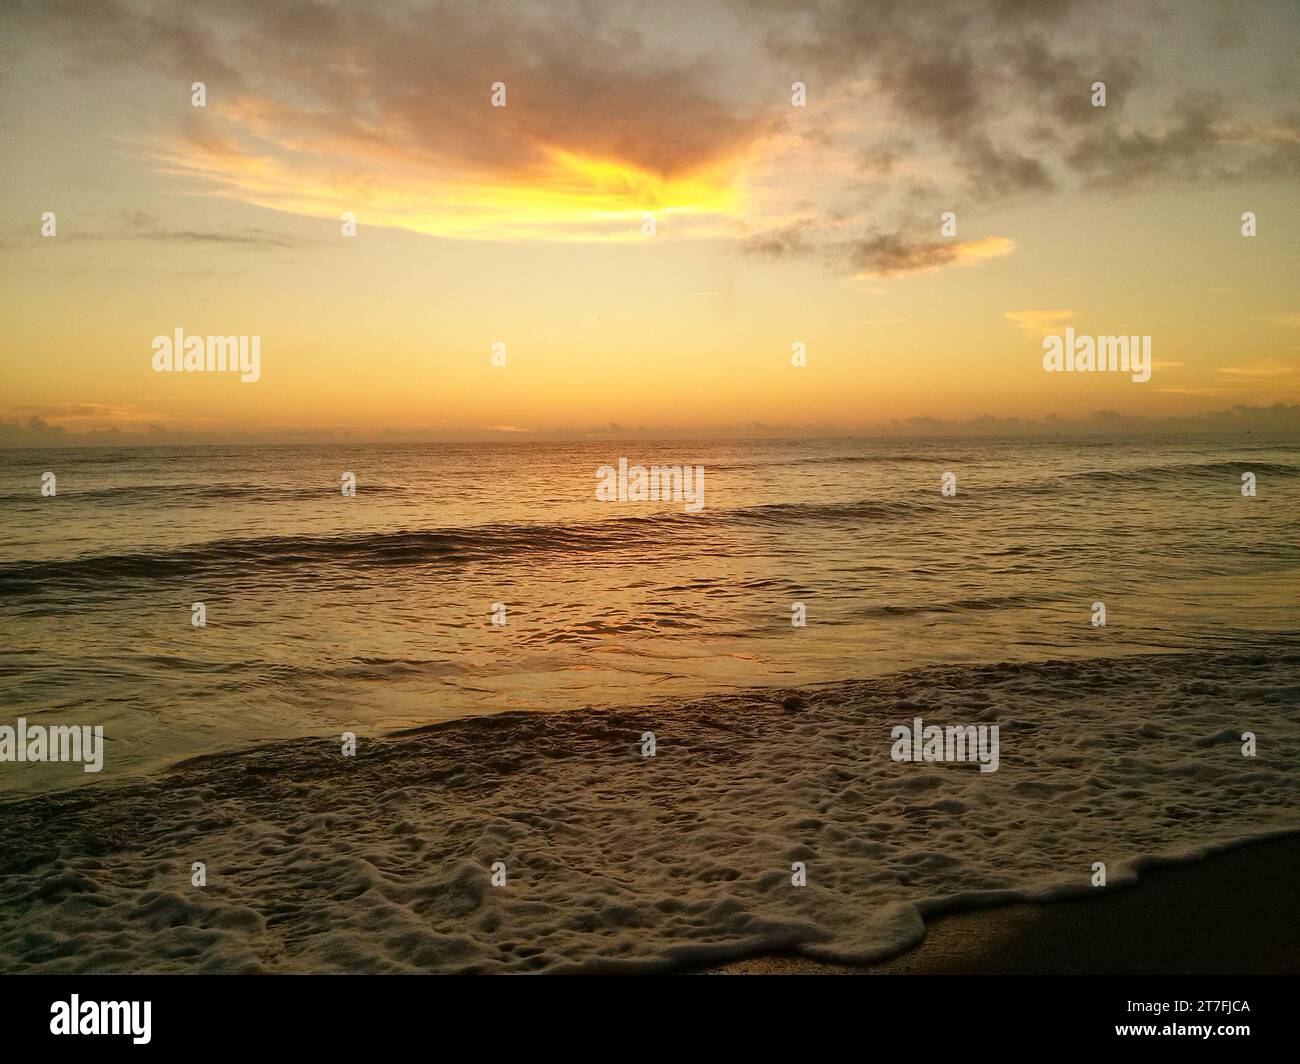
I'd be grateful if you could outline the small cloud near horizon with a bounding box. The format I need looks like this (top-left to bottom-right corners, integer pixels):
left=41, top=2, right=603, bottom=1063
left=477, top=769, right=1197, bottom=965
left=1004, top=309, right=1077, bottom=337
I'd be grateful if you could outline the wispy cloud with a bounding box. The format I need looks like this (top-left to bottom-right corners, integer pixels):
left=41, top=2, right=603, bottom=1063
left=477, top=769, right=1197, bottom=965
left=1215, top=359, right=1299, bottom=379
left=850, top=234, right=1014, bottom=277
left=0, top=404, right=189, bottom=432
left=1004, top=309, right=1077, bottom=337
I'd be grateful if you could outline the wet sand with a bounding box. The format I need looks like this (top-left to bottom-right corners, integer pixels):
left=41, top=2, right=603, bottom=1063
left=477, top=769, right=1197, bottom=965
left=704, top=833, right=1300, bottom=974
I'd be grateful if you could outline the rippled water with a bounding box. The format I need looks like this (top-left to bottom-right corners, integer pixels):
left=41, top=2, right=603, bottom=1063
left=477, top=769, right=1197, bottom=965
left=1, top=435, right=1297, bottom=793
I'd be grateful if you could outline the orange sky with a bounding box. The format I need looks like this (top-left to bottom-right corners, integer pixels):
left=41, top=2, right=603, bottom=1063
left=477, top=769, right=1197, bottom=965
left=1, top=0, right=1298, bottom=444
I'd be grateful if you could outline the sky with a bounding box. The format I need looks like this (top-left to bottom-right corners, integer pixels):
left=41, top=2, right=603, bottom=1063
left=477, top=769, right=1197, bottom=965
left=1, top=0, right=1298, bottom=445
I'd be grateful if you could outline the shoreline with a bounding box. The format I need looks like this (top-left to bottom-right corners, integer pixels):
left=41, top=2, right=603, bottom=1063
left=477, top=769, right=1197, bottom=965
left=704, top=832, right=1300, bottom=975
left=3, top=640, right=1293, bottom=804
left=2, top=647, right=1297, bottom=973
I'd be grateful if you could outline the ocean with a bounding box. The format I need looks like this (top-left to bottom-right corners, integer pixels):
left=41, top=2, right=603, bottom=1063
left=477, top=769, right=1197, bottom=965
left=1, top=434, right=1297, bottom=793
left=1, top=434, right=1298, bottom=971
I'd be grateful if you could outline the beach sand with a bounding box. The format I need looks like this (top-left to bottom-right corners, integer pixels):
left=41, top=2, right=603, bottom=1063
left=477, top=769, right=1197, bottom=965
left=705, top=832, right=1300, bottom=974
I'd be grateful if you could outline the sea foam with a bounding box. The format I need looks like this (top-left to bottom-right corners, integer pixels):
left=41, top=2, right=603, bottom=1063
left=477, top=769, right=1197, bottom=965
left=1, top=647, right=1296, bottom=973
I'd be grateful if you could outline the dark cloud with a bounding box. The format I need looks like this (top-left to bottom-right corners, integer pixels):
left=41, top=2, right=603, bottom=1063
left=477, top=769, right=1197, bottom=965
left=15, top=0, right=764, bottom=182
left=1208, top=12, right=1248, bottom=50
left=1009, top=33, right=1142, bottom=127
left=846, top=233, right=965, bottom=275
left=1065, top=94, right=1300, bottom=190
left=740, top=0, right=1296, bottom=198
left=742, top=224, right=815, bottom=259
left=12, top=0, right=1299, bottom=273
left=743, top=221, right=1010, bottom=279
left=0, top=209, right=300, bottom=250
left=738, top=0, right=1104, bottom=136
left=957, top=134, right=1055, bottom=197
left=7, top=404, right=1299, bottom=448
left=876, top=46, right=983, bottom=136
left=114, top=211, right=300, bottom=249
left=857, top=137, right=915, bottom=176
left=840, top=231, right=1011, bottom=276
left=985, top=0, right=1094, bottom=24
left=7, top=0, right=248, bottom=88
left=734, top=0, right=1298, bottom=276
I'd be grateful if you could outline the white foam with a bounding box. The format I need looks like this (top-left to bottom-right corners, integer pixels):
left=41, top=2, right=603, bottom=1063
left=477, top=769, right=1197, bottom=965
left=1, top=649, right=1296, bottom=972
